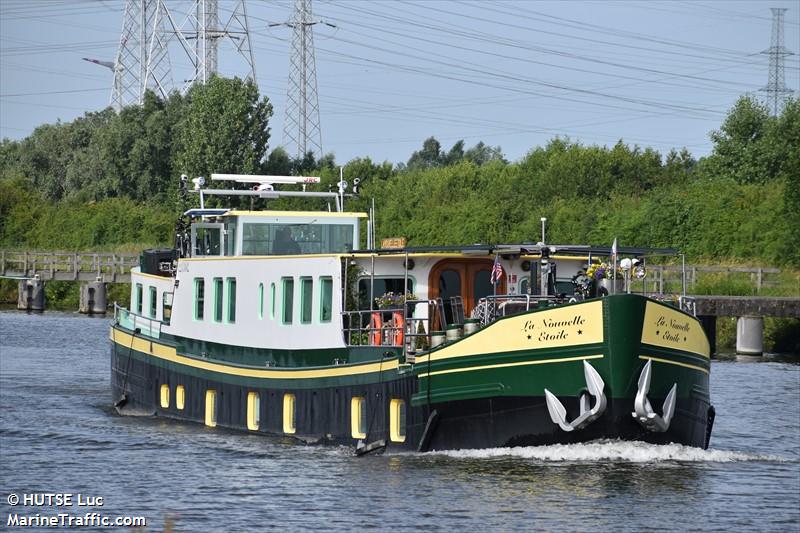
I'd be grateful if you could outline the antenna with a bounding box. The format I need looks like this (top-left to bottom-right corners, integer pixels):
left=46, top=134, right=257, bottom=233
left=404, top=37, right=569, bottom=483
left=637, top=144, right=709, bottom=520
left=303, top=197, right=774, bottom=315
left=271, top=0, right=334, bottom=159
left=760, top=7, right=794, bottom=116
left=98, top=0, right=257, bottom=111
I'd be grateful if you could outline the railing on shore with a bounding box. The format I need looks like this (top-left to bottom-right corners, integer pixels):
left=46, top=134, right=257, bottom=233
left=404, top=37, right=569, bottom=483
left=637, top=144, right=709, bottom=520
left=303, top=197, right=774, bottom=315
left=0, top=250, right=139, bottom=282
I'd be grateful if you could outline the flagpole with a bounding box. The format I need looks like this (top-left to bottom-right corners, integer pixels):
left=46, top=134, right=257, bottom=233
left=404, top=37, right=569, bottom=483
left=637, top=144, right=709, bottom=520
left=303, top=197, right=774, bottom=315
left=611, top=238, right=618, bottom=295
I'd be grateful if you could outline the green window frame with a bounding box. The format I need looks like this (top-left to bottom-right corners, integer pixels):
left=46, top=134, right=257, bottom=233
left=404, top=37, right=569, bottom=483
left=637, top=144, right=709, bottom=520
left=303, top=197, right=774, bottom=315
left=226, top=277, right=237, bottom=323
left=282, top=277, right=294, bottom=324
left=148, top=286, right=157, bottom=318
left=258, top=283, right=264, bottom=320
left=135, top=283, right=143, bottom=314
left=320, top=276, right=333, bottom=322
left=213, top=277, right=223, bottom=322
left=270, top=282, right=276, bottom=320
left=193, top=278, right=204, bottom=321
left=300, top=277, right=313, bottom=324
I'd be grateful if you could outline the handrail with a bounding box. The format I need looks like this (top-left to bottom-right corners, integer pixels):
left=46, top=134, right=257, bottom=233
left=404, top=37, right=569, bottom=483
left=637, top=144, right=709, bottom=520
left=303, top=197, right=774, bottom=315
left=114, top=303, right=163, bottom=339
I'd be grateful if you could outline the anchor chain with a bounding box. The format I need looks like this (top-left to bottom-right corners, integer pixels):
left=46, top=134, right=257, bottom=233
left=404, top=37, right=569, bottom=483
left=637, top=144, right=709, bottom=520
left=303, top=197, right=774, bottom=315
left=544, top=361, right=607, bottom=432
left=631, top=359, right=677, bottom=432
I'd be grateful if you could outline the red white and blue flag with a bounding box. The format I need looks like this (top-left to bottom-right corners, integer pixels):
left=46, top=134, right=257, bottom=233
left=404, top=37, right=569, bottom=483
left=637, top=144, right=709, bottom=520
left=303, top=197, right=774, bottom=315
left=490, top=254, right=503, bottom=285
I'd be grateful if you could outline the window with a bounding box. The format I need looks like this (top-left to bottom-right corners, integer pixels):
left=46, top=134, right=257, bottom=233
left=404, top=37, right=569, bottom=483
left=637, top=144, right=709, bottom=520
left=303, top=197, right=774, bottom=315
left=247, top=392, right=260, bottom=431
left=258, top=283, right=264, bottom=320
left=162, top=292, right=173, bottom=324
left=358, top=278, right=414, bottom=310
left=205, top=390, right=217, bottom=427
left=213, top=277, right=223, bottom=322
left=135, top=283, right=143, bottom=314
left=351, top=397, right=367, bottom=439
left=194, top=278, right=205, bottom=320
left=176, top=385, right=185, bottom=410
left=270, top=283, right=276, bottom=320
left=283, top=393, right=296, bottom=434
left=149, top=286, right=157, bottom=318
left=160, top=384, right=170, bottom=408
left=389, top=399, right=407, bottom=442
left=320, top=277, right=333, bottom=322
left=226, top=277, right=237, bottom=323
left=300, top=277, right=313, bottom=324
left=282, top=278, right=294, bottom=324
left=242, top=222, right=355, bottom=255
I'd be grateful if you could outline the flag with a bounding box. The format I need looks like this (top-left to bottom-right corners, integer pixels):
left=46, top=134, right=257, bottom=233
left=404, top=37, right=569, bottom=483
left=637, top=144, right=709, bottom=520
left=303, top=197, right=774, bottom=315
left=611, top=237, right=617, bottom=259
left=490, top=254, right=503, bottom=285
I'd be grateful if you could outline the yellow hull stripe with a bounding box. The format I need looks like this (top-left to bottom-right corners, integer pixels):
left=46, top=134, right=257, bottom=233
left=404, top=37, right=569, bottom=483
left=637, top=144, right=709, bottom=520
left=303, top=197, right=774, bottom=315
left=110, top=328, right=398, bottom=379
left=639, top=355, right=709, bottom=375
left=419, top=354, right=604, bottom=379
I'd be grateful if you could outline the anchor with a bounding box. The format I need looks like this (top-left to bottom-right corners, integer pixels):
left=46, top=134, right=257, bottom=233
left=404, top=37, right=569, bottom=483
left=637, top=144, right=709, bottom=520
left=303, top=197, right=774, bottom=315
left=544, top=360, right=607, bottom=432
left=631, top=359, right=677, bottom=432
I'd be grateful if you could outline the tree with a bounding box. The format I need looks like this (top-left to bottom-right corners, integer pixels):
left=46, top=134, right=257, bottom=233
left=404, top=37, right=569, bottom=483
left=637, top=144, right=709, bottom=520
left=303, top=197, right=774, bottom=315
left=173, top=76, right=273, bottom=180
left=406, top=136, right=443, bottom=170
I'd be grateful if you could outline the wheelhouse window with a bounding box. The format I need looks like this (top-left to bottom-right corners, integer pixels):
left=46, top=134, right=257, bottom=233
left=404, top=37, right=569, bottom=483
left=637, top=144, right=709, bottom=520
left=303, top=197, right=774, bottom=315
left=193, top=278, right=205, bottom=321
left=320, top=277, right=333, bottom=322
left=226, top=278, right=237, bottom=323
left=282, top=277, right=294, bottom=324
left=242, top=222, right=355, bottom=255
left=300, top=277, right=313, bottom=324
left=192, top=224, right=223, bottom=257
left=213, top=277, right=223, bottom=322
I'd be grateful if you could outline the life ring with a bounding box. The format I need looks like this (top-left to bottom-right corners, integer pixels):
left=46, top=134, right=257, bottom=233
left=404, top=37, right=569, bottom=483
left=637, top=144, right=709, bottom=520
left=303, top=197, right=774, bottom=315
left=391, top=311, right=405, bottom=346
left=370, top=312, right=383, bottom=345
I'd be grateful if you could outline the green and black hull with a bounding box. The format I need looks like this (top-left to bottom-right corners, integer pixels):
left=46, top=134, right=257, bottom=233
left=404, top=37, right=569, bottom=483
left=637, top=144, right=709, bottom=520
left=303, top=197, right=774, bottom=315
left=111, top=294, right=714, bottom=451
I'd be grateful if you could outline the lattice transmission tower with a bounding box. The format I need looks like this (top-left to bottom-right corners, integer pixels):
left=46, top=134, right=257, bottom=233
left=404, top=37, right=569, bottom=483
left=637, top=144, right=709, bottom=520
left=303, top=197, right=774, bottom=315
left=102, top=0, right=256, bottom=111
left=273, top=0, right=332, bottom=159
left=760, top=7, right=794, bottom=116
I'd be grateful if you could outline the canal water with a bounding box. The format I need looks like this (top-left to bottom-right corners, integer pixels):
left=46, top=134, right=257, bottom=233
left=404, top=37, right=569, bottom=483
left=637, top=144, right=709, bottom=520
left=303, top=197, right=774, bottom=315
left=1, top=310, right=798, bottom=531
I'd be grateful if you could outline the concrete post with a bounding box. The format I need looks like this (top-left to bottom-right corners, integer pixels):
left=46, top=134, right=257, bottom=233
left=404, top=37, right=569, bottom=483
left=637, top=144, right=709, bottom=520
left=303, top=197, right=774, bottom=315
left=736, top=316, right=764, bottom=355
left=79, top=277, right=107, bottom=314
left=17, top=276, right=45, bottom=311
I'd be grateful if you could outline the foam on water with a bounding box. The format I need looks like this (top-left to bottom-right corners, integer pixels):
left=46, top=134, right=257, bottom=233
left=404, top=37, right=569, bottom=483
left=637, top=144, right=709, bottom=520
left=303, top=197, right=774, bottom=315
left=428, top=440, right=793, bottom=463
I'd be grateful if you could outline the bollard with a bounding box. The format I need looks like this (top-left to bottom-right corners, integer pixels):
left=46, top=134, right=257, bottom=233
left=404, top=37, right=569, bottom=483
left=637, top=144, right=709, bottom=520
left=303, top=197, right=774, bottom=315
left=736, top=316, right=764, bottom=355
left=17, top=275, right=45, bottom=311
left=79, top=277, right=107, bottom=314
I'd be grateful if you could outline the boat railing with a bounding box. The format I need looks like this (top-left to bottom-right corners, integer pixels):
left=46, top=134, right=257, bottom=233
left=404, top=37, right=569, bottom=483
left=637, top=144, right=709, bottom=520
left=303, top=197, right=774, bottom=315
left=341, top=300, right=436, bottom=362
left=473, top=294, right=548, bottom=325
left=113, top=303, right=163, bottom=339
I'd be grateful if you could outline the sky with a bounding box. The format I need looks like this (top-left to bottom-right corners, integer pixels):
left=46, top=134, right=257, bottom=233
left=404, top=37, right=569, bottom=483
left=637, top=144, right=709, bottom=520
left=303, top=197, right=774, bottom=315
left=1, top=0, right=799, bottom=166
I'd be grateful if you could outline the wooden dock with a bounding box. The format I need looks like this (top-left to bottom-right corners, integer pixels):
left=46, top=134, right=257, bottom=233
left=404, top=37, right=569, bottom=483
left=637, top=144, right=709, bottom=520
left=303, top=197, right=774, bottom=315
left=1, top=250, right=139, bottom=283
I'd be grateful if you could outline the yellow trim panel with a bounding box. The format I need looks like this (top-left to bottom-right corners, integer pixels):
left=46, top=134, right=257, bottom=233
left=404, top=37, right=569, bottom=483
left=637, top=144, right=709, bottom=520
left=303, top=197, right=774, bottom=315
left=639, top=355, right=709, bottom=375
left=416, top=300, right=604, bottom=364
left=110, top=328, right=399, bottom=379
left=641, top=302, right=710, bottom=358
left=419, top=354, right=604, bottom=379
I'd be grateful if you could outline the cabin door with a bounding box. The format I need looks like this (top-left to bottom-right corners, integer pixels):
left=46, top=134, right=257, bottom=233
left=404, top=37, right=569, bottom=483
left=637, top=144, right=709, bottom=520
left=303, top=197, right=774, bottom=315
left=428, top=259, right=505, bottom=327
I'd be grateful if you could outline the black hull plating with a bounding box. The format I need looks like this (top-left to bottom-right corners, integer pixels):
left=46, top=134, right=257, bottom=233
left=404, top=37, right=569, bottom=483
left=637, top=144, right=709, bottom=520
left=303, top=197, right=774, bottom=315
left=112, top=342, right=713, bottom=451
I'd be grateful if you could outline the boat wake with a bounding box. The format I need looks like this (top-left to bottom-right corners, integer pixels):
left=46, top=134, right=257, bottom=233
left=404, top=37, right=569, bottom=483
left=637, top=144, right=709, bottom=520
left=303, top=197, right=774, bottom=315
left=427, top=440, right=793, bottom=463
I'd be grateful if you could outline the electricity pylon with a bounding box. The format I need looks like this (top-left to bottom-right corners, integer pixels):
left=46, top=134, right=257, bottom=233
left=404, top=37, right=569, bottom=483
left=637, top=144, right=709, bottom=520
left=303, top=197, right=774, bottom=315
left=99, top=0, right=257, bottom=111
left=760, top=7, right=794, bottom=116
left=272, top=0, right=334, bottom=159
